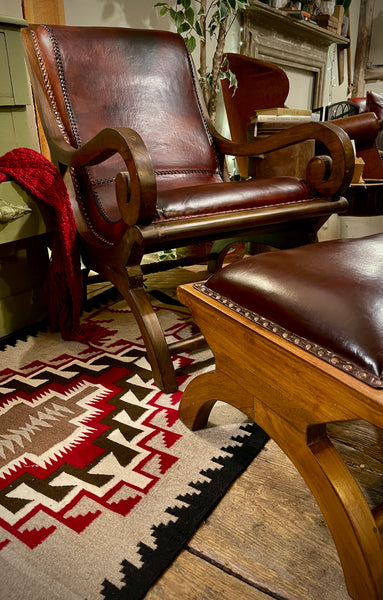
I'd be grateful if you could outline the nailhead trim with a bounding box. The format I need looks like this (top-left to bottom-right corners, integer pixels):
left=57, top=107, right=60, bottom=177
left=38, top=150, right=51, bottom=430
left=35, top=27, right=118, bottom=246
left=42, top=25, right=82, bottom=148
left=184, top=45, right=224, bottom=181
left=194, top=283, right=383, bottom=389
left=155, top=169, right=219, bottom=176
left=90, top=177, right=116, bottom=186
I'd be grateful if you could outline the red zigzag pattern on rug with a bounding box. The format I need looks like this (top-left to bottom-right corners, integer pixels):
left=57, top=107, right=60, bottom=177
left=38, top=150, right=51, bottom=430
left=0, top=348, right=193, bottom=549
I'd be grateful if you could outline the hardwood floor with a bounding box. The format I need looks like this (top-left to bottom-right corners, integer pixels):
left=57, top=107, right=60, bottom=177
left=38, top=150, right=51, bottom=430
left=147, top=422, right=382, bottom=600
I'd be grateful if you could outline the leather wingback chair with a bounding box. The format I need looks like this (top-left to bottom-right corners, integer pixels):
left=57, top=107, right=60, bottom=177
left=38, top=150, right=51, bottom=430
left=366, top=92, right=383, bottom=150
left=351, top=92, right=383, bottom=122
left=222, top=52, right=383, bottom=181
left=221, top=53, right=290, bottom=178
left=335, top=113, right=383, bottom=179
left=22, top=25, right=354, bottom=392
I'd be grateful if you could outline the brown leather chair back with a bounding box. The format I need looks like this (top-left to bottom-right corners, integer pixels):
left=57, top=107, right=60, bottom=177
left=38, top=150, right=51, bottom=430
left=350, top=96, right=367, bottom=113
left=25, top=25, right=223, bottom=242
left=366, top=91, right=383, bottom=150
left=366, top=91, right=383, bottom=121
left=221, top=53, right=289, bottom=177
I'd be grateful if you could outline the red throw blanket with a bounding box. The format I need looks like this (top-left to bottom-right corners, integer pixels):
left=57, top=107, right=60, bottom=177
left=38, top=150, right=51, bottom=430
left=0, top=147, right=109, bottom=343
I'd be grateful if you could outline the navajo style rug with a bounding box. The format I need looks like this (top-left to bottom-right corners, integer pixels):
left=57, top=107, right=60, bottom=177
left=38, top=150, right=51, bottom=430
left=0, top=270, right=268, bottom=600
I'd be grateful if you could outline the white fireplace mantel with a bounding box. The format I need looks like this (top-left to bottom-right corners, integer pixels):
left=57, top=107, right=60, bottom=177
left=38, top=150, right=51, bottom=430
left=241, top=1, right=349, bottom=108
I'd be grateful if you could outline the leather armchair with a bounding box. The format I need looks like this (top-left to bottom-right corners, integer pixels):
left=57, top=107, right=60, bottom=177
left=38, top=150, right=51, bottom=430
left=351, top=92, right=383, bottom=122
left=363, top=92, right=383, bottom=151
left=222, top=52, right=383, bottom=180
left=335, top=113, right=383, bottom=179
left=22, top=25, right=354, bottom=392
left=221, top=53, right=290, bottom=178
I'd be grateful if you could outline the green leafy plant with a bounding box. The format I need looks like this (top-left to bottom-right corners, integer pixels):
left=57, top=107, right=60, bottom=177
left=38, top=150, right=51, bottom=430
left=155, top=0, right=249, bottom=123
left=336, top=0, right=352, bottom=11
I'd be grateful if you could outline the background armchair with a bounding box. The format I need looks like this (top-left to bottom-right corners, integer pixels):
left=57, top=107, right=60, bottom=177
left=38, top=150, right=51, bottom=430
left=221, top=52, right=289, bottom=179
left=22, top=25, right=353, bottom=392
left=222, top=52, right=383, bottom=181
left=351, top=91, right=383, bottom=151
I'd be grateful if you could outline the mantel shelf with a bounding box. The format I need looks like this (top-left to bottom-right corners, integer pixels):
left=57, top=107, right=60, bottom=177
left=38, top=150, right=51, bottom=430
left=241, top=0, right=349, bottom=107
left=243, top=1, right=349, bottom=48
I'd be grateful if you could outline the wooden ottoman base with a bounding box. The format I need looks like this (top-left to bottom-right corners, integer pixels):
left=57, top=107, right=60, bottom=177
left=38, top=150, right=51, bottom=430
left=177, top=237, right=383, bottom=600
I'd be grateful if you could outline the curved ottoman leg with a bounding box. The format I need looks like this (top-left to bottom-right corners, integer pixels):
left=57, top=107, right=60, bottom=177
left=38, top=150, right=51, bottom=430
left=258, top=407, right=383, bottom=600
left=179, top=370, right=252, bottom=430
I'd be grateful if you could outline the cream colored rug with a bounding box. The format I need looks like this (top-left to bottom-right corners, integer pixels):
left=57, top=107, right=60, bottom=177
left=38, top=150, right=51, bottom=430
left=0, top=267, right=268, bottom=599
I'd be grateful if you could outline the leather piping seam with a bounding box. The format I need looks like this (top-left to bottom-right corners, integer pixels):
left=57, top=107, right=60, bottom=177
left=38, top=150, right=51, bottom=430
left=43, top=27, right=119, bottom=234
left=42, top=25, right=82, bottom=148
left=194, top=282, right=383, bottom=389
left=184, top=44, right=224, bottom=181
left=70, top=168, right=115, bottom=245
left=30, top=29, right=70, bottom=143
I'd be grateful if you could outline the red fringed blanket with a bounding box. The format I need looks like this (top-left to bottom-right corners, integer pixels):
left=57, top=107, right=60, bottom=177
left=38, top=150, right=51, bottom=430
left=0, top=147, right=109, bottom=343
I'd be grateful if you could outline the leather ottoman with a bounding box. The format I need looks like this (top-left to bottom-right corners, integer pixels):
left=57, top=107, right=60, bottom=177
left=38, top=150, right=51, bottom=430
left=177, top=233, right=383, bottom=600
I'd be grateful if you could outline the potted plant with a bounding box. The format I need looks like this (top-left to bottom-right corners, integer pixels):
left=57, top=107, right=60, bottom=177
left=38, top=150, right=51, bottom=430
left=155, top=0, right=249, bottom=123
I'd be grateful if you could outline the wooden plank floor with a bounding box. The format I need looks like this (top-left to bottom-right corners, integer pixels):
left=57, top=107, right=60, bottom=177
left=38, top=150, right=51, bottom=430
left=147, top=421, right=383, bottom=600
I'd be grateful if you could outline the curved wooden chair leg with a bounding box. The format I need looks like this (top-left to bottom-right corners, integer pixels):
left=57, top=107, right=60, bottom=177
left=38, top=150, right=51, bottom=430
left=303, top=433, right=383, bottom=600
left=208, top=239, right=246, bottom=273
left=178, top=371, right=218, bottom=430
left=126, top=284, right=178, bottom=393
left=179, top=370, right=244, bottom=429
left=84, top=244, right=178, bottom=392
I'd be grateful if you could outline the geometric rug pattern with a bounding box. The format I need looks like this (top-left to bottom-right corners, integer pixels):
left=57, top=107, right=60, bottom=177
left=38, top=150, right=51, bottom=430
left=0, top=287, right=268, bottom=599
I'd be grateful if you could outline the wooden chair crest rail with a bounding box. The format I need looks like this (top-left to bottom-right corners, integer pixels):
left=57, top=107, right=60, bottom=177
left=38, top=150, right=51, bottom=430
left=22, top=25, right=354, bottom=392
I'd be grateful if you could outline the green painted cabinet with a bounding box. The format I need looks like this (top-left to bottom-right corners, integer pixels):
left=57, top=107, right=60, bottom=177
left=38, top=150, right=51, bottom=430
left=0, top=15, right=53, bottom=339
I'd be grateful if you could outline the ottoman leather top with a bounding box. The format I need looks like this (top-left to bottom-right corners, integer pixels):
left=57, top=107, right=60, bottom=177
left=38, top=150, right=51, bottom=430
left=204, top=233, right=383, bottom=385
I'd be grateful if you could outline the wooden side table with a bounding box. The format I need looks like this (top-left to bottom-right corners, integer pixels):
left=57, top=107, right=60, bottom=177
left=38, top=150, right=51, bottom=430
left=0, top=15, right=53, bottom=338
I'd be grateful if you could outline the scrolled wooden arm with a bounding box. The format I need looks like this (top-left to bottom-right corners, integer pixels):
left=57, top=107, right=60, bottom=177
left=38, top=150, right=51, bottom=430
left=211, top=121, right=355, bottom=196
left=69, top=127, right=157, bottom=226
left=50, top=127, right=157, bottom=226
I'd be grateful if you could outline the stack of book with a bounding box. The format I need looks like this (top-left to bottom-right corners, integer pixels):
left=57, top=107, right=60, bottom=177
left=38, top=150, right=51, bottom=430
left=314, top=13, right=339, bottom=33
left=250, top=107, right=313, bottom=136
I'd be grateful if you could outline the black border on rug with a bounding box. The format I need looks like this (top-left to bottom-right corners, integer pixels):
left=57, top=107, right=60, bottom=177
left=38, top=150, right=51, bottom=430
left=100, top=422, right=269, bottom=599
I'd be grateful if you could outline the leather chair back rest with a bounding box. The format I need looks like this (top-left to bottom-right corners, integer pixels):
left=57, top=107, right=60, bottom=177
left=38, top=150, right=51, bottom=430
left=366, top=91, right=383, bottom=150
left=350, top=97, right=367, bottom=113
left=221, top=53, right=289, bottom=177
left=366, top=91, right=383, bottom=121
left=27, top=25, right=223, bottom=241
left=221, top=53, right=289, bottom=146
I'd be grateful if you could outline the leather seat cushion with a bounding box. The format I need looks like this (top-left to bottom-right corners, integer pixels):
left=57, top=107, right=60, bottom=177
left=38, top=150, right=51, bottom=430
left=156, top=176, right=310, bottom=220
left=204, top=233, right=383, bottom=382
